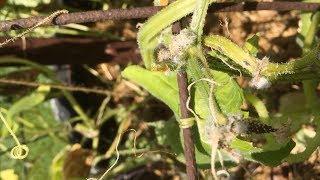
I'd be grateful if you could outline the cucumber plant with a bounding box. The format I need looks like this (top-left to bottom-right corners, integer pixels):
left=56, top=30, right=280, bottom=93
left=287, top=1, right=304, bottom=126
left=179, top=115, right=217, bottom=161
left=122, top=0, right=320, bottom=177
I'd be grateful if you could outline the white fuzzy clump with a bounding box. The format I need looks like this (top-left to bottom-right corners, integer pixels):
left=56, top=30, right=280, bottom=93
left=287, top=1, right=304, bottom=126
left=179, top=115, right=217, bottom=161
left=156, top=29, right=196, bottom=65
left=249, top=76, right=271, bottom=89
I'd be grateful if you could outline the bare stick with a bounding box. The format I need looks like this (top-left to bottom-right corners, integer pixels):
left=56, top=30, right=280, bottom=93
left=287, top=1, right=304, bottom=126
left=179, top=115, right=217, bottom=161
left=0, top=78, right=110, bottom=95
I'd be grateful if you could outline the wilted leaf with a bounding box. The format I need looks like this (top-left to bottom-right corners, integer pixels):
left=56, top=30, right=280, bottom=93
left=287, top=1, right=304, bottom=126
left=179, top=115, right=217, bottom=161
left=63, top=144, right=93, bottom=179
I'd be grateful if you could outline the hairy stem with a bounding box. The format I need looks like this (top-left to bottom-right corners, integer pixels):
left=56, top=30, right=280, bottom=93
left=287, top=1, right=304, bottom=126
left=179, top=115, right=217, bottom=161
left=302, top=11, right=320, bottom=114
left=244, top=92, right=269, bottom=123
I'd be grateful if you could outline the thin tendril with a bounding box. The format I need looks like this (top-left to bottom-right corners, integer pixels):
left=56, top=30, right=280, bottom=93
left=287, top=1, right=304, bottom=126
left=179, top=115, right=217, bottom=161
left=0, top=110, right=29, bottom=159
left=0, top=10, right=69, bottom=47
left=216, top=150, right=230, bottom=178
left=88, top=129, right=137, bottom=180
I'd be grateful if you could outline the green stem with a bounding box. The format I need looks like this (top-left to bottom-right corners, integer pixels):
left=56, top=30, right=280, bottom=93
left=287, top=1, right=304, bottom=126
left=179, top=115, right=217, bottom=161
left=244, top=92, right=269, bottom=123
left=304, top=12, right=320, bottom=51
left=263, top=48, right=320, bottom=80
left=204, top=35, right=320, bottom=81
left=190, top=0, right=212, bottom=43
left=301, top=11, right=320, bottom=114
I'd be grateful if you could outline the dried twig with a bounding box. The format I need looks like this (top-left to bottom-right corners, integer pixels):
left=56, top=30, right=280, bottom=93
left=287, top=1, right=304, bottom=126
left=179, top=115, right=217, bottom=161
left=0, top=78, right=111, bottom=95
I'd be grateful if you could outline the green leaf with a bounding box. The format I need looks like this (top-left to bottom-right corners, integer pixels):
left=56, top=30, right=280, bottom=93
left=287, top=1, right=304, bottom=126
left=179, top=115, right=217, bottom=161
left=123, top=65, right=245, bottom=163
left=7, top=86, right=50, bottom=120
left=155, top=118, right=236, bottom=168
left=230, top=137, right=295, bottom=166
left=275, top=92, right=320, bottom=163
left=50, top=148, right=66, bottom=180
left=7, top=0, right=51, bottom=8
left=251, top=140, right=295, bottom=166
left=297, top=0, right=320, bottom=48
left=27, top=136, right=66, bottom=180
left=204, top=35, right=258, bottom=75
left=244, top=34, right=259, bottom=56
left=212, top=70, right=244, bottom=114
left=122, top=65, right=179, bottom=115
left=138, top=0, right=197, bottom=69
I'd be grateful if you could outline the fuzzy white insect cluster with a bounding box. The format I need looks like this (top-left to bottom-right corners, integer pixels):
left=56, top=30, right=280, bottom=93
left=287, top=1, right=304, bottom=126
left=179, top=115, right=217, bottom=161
left=249, top=56, right=271, bottom=89
left=157, top=29, right=196, bottom=65
left=249, top=76, right=271, bottom=89
left=204, top=115, right=246, bottom=145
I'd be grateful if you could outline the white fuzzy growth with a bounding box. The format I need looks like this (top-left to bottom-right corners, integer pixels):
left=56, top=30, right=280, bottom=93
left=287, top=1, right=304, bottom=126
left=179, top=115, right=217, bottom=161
left=231, top=121, right=248, bottom=134
left=157, top=48, right=171, bottom=62
left=249, top=76, right=271, bottom=89
left=156, top=29, right=196, bottom=64
left=169, top=29, right=196, bottom=55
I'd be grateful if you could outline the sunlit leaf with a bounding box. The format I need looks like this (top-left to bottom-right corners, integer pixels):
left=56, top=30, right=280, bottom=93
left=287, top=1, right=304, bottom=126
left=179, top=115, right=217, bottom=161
left=122, top=65, right=179, bottom=115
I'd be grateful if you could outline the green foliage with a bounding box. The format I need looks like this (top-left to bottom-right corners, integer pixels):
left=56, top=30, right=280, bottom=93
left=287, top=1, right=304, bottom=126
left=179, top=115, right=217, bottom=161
left=7, top=0, right=51, bottom=7
left=122, top=64, right=288, bottom=167
left=211, top=70, right=243, bottom=114
left=1, top=85, right=50, bottom=137
left=128, top=0, right=320, bottom=171
left=122, top=65, right=180, bottom=115
left=244, top=34, right=259, bottom=56
left=0, top=100, right=66, bottom=179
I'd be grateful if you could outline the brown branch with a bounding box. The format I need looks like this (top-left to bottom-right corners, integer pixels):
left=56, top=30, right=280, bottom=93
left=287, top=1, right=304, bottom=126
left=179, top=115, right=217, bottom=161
left=0, top=78, right=111, bottom=95
left=177, top=71, right=198, bottom=180
left=0, top=2, right=319, bottom=32
left=173, top=20, right=197, bottom=179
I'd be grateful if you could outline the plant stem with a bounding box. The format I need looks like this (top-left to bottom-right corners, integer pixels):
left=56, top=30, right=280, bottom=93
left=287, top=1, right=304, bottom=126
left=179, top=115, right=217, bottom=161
left=177, top=71, right=198, bottom=180
left=302, top=11, right=320, bottom=114
left=204, top=35, right=320, bottom=81
left=190, top=0, right=213, bottom=43
left=244, top=92, right=269, bottom=123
